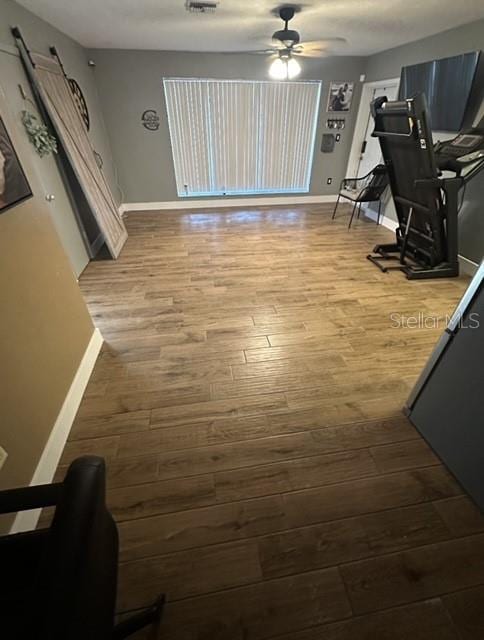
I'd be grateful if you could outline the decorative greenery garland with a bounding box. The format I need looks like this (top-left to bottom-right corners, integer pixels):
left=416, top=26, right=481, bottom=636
left=21, top=110, right=58, bottom=158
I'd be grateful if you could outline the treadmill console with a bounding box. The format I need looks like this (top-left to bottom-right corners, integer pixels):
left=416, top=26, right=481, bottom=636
left=436, top=133, right=484, bottom=157
left=435, top=131, right=484, bottom=174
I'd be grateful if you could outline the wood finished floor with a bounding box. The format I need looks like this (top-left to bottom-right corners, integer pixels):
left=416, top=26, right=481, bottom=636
left=61, top=205, right=484, bottom=639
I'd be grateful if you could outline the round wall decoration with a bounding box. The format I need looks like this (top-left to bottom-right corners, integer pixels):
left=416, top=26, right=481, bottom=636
left=68, top=78, right=90, bottom=130
left=141, top=109, right=160, bottom=131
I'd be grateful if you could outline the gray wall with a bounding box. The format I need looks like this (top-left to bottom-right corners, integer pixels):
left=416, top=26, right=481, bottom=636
left=0, top=0, right=119, bottom=276
left=365, top=19, right=484, bottom=83
left=90, top=48, right=366, bottom=203
left=364, top=19, right=484, bottom=265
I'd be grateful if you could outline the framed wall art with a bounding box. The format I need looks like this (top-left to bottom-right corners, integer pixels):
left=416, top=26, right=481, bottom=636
left=327, top=81, right=354, bottom=112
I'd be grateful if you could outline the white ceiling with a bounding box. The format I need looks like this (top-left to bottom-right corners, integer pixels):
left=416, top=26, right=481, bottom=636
left=16, top=0, right=484, bottom=56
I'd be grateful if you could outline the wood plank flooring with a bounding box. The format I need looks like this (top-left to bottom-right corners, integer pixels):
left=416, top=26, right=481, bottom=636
left=58, top=205, right=484, bottom=638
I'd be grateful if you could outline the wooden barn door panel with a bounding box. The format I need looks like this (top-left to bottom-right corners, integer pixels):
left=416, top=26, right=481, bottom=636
left=20, top=45, right=127, bottom=258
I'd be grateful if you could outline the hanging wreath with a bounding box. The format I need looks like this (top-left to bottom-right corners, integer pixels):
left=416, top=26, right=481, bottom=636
left=21, top=110, right=58, bottom=158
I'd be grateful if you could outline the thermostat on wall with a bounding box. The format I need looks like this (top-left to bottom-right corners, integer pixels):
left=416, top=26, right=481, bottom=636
left=321, top=134, right=335, bottom=153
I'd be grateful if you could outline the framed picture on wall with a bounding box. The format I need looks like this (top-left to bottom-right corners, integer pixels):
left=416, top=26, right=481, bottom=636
left=327, top=81, right=354, bottom=112
left=0, top=116, right=32, bottom=215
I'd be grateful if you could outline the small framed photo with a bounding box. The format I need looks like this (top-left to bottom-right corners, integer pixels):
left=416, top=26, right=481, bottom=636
left=327, top=81, right=354, bottom=112
left=0, top=116, right=32, bottom=215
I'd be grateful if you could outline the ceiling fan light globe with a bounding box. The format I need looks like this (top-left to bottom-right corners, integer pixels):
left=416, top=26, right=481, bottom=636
left=269, top=56, right=302, bottom=81
left=287, top=57, right=301, bottom=79
left=269, top=57, right=287, bottom=80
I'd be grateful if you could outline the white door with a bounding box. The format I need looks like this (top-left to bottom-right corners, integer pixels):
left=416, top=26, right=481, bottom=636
left=357, top=84, right=398, bottom=177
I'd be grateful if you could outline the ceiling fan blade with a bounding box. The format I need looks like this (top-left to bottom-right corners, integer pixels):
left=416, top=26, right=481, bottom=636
left=251, top=49, right=279, bottom=55
left=300, top=38, right=347, bottom=45
left=293, top=49, right=329, bottom=59
left=297, top=38, right=347, bottom=51
left=292, top=38, right=346, bottom=57
left=222, top=49, right=277, bottom=55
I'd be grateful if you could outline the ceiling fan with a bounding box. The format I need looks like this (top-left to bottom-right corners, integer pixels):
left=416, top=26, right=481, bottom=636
left=256, top=5, right=346, bottom=80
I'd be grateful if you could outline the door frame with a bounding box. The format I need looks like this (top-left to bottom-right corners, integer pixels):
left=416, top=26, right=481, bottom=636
left=346, top=77, right=400, bottom=179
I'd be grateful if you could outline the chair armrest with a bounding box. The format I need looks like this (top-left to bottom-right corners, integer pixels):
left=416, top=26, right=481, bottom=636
left=343, top=168, right=374, bottom=185
left=0, top=483, right=63, bottom=515
left=342, top=176, right=360, bottom=184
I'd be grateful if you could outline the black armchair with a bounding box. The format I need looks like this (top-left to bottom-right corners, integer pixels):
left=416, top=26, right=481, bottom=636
left=0, top=456, right=164, bottom=640
left=332, top=164, right=389, bottom=229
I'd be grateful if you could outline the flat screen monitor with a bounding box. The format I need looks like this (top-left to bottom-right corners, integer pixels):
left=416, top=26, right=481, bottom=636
left=399, top=51, right=480, bottom=132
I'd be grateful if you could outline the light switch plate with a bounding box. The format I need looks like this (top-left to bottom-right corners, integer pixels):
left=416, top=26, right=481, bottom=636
left=0, top=446, right=7, bottom=471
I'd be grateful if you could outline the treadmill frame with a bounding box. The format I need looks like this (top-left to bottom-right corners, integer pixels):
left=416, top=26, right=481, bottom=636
left=368, top=93, right=461, bottom=280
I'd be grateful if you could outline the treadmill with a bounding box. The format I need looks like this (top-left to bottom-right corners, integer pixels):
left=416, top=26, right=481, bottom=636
left=367, top=93, right=484, bottom=279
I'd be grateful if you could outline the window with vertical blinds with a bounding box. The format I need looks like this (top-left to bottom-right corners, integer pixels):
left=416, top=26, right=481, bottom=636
left=163, top=78, right=322, bottom=197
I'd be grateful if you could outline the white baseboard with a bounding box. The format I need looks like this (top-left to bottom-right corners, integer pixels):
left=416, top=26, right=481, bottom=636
left=10, top=328, right=103, bottom=534
left=364, top=207, right=399, bottom=232
left=120, top=194, right=338, bottom=215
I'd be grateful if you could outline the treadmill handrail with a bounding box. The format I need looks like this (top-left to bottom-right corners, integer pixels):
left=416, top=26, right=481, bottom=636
left=372, top=126, right=414, bottom=139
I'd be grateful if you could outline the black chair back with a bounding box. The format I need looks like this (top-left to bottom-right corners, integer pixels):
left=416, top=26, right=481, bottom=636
left=36, top=457, right=118, bottom=639
left=358, top=165, right=389, bottom=202
left=1, top=456, right=164, bottom=640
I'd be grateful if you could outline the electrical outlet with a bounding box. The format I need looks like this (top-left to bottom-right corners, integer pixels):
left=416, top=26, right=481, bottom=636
left=0, top=446, right=7, bottom=471
left=327, top=178, right=333, bottom=185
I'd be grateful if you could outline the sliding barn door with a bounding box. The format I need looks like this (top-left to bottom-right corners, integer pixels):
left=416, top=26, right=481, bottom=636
left=17, top=43, right=127, bottom=258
